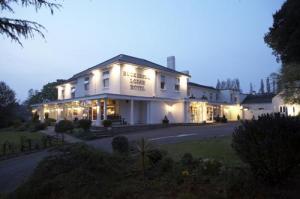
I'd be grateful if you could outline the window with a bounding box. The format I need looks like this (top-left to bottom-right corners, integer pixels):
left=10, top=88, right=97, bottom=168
left=209, top=93, right=213, bottom=101
left=84, top=77, right=90, bottom=91
left=61, top=89, right=65, bottom=99
left=71, top=86, right=76, bottom=98
left=175, top=77, right=180, bottom=91
left=160, top=75, right=166, bottom=90
left=103, top=70, right=110, bottom=88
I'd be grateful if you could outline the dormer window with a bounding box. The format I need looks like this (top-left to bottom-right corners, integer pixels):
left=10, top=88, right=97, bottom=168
left=84, top=77, right=90, bottom=91
left=71, top=86, right=76, bottom=98
left=161, top=75, right=166, bottom=90
left=175, top=77, right=180, bottom=91
left=103, top=70, right=110, bottom=88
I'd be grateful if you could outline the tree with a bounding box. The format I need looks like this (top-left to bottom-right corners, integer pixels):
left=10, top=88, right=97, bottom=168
left=265, top=0, right=300, bottom=103
left=249, top=83, right=253, bottom=94
left=266, top=77, right=271, bottom=93
left=25, top=79, right=64, bottom=106
left=259, top=79, right=265, bottom=94
left=235, top=79, right=240, bottom=91
left=0, top=0, right=61, bottom=46
left=0, top=81, right=17, bottom=128
left=216, top=79, right=221, bottom=89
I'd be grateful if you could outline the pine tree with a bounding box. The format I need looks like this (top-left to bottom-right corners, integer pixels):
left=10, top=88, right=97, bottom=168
left=260, top=79, right=265, bottom=94
left=216, top=79, right=221, bottom=89
left=266, top=77, right=271, bottom=93
left=250, top=83, right=253, bottom=94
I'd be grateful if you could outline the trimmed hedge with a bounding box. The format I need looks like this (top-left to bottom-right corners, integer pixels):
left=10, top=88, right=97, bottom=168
left=111, top=136, right=129, bottom=154
left=55, top=120, right=74, bottom=133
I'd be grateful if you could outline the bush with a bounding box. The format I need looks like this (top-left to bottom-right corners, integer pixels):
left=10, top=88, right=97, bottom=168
left=55, top=120, right=74, bottom=133
left=78, top=119, right=92, bottom=131
left=214, top=115, right=221, bottom=123
left=102, top=120, right=112, bottom=127
left=162, top=115, right=169, bottom=124
left=147, top=149, right=165, bottom=165
left=44, top=118, right=56, bottom=126
left=33, top=122, right=47, bottom=131
left=221, top=115, right=227, bottom=123
left=200, top=159, right=223, bottom=176
left=232, top=114, right=300, bottom=184
left=112, top=136, right=129, bottom=154
left=181, top=153, right=194, bottom=166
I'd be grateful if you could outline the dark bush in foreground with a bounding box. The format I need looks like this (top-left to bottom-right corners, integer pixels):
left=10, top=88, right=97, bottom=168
left=102, top=119, right=112, bottom=127
left=78, top=119, right=92, bottom=131
left=44, top=118, right=56, bottom=126
left=232, top=114, right=300, bottom=184
left=55, top=120, right=74, bottom=133
left=112, top=136, right=129, bottom=154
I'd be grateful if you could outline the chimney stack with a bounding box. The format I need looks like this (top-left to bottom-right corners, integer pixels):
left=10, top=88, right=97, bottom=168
left=167, top=56, right=175, bottom=70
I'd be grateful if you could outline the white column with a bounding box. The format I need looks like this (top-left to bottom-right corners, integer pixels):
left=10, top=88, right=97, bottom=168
left=146, top=101, right=151, bottom=124
left=103, top=98, right=107, bottom=120
left=96, top=99, right=101, bottom=126
left=130, top=99, right=134, bottom=125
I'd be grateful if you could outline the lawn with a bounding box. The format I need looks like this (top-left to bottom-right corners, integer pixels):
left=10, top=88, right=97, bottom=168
left=160, top=136, right=241, bottom=166
left=0, top=128, right=45, bottom=155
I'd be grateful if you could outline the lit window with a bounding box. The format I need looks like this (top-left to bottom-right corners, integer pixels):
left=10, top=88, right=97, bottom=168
left=71, top=87, right=76, bottom=98
left=84, top=77, right=90, bottom=91
left=161, top=75, right=166, bottom=90
left=103, top=70, right=110, bottom=88
left=175, top=77, right=180, bottom=91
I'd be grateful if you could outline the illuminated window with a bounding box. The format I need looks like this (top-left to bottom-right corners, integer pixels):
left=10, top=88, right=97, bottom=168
left=103, top=70, right=110, bottom=88
left=92, top=107, right=97, bottom=120
left=84, top=77, right=90, bottom=90
left=71, top=87, right=76, bottom=98
left=161, top=75, right=166, bottom=89
left=175, top=77, right=180, bottom=91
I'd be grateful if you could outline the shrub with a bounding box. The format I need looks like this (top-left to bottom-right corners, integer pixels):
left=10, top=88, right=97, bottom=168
left=78, top=119, right=92, bottom=131
left=200, top=159, right=223, bottom=176
left=221, top=115, right=227, bottom=123
left=237, top=114, right=240, bottom=121
left=44, top=118, right=56, bottom=126
left=33, top=122, right=47, bottom=131
left=55, top=120, right=74, bottom=133
left=160, top=157, right=174, bottom=172
left=147, top=149, right=165, bottom=165
left=112, top=136, right=129, bottom=154
left=232, top=114, right=300, bottom=184
left=181, top=153, right=194, bottom=166
left=32, top=112, right=39, bottom=122
left=214, top=115, right=221, bottom=123
left=162, top=115, right=169, bottom=124
left=102, top=120, right=112, bottom=127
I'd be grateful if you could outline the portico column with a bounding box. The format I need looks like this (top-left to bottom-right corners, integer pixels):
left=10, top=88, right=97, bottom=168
left=103, top=98, right=107, bottom=120
left=130, top=99, right=134, bottom=125
left=96, top=99, right=101, bottom=126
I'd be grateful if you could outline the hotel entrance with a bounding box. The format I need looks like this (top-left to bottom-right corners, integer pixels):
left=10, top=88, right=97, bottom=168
left=189, top=101, right=206, bottom=123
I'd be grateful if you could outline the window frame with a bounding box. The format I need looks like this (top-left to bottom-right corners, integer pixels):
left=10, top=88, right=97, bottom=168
left=160, top=75, right=166, bottom=90
left=84, top=77, right=90, bottom=91
left=175, top=77, right=180, bottom=91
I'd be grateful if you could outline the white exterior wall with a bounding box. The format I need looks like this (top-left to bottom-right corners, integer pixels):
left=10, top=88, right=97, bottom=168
left=189, top=86, right=218, bottom=102
left=242, top=103, right=273, bottom=120
left=272, top=95, right=300, bottom=116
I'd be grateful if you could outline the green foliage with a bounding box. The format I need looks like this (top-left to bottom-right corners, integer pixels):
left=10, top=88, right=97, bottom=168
left=102, top=119, right=112, bottom=127
left=200, top=159, right=223, bottom=176
left=180, top=153, right=194, bottom=166
left=264, top=0, right=300, bottom=64
left=112, top=136, right=129, bottom=154
left=221, top=115, right=227, bottom=123
left=265, top=0, right=300, bottom=103
left=78, top=119, right=92, bottom=131
left=31, top=121, right=47, bottom=132
left=55, top=120, right=73, bottom=133
left=25, top=79, right=65, bottom=106
left=72, top=128, right=96, bottom=140
left=44, top=118, right=56, bottom=126
left=147, top=149, right=165, bottom=166
left=232, top=114, right=300, bottom=184
left=0, top=81, right=17, bottom=128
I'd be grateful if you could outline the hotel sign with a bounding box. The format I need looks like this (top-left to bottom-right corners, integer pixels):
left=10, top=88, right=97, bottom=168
left=123, top=71, right=149, bottom=91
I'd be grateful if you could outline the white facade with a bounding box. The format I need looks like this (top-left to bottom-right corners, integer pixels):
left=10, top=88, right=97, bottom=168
left=35, top=54, right=290, bottom=126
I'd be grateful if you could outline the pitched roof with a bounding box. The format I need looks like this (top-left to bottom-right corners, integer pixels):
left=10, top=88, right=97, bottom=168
left=69, top=54, right=190, bottom=81
left=241, top=94, right=275, bottom=104
left=188, top=82, right=216, bottom=90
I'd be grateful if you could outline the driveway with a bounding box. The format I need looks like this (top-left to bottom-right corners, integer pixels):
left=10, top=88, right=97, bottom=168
left=0, top=122, right=239, bottom=193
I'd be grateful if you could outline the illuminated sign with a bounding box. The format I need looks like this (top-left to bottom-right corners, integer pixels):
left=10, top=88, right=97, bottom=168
left=123, top=71, right=149, bottom=91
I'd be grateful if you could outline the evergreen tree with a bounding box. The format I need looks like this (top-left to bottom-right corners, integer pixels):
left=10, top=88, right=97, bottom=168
left=266, top=77, right=271, bottom=93
left=250, top=83, right=253, bottom=94
left=216, top=79, right=221, bottom=89
left=260, top=79, right=265, bottom=94
left=0, top=82, right=17, bottom=128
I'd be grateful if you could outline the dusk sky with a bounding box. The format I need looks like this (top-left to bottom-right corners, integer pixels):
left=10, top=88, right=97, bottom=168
left=0, top=0, right=285, bottom=101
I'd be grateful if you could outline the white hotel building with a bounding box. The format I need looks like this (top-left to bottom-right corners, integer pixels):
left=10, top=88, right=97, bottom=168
left=32, top=54, right=252, bottom=126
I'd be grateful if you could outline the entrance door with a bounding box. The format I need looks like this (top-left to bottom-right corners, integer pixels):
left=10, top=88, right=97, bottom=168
left=206, top=106, right=213, bottom=122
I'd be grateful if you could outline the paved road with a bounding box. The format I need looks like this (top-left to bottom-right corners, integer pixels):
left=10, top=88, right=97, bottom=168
left=0, top=122, right=239, bottom=193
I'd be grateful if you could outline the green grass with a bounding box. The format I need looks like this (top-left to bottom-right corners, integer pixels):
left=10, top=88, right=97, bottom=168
left=0, top=128, right=44, bottom=155
left=160, top=136, right=241, bottom=166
